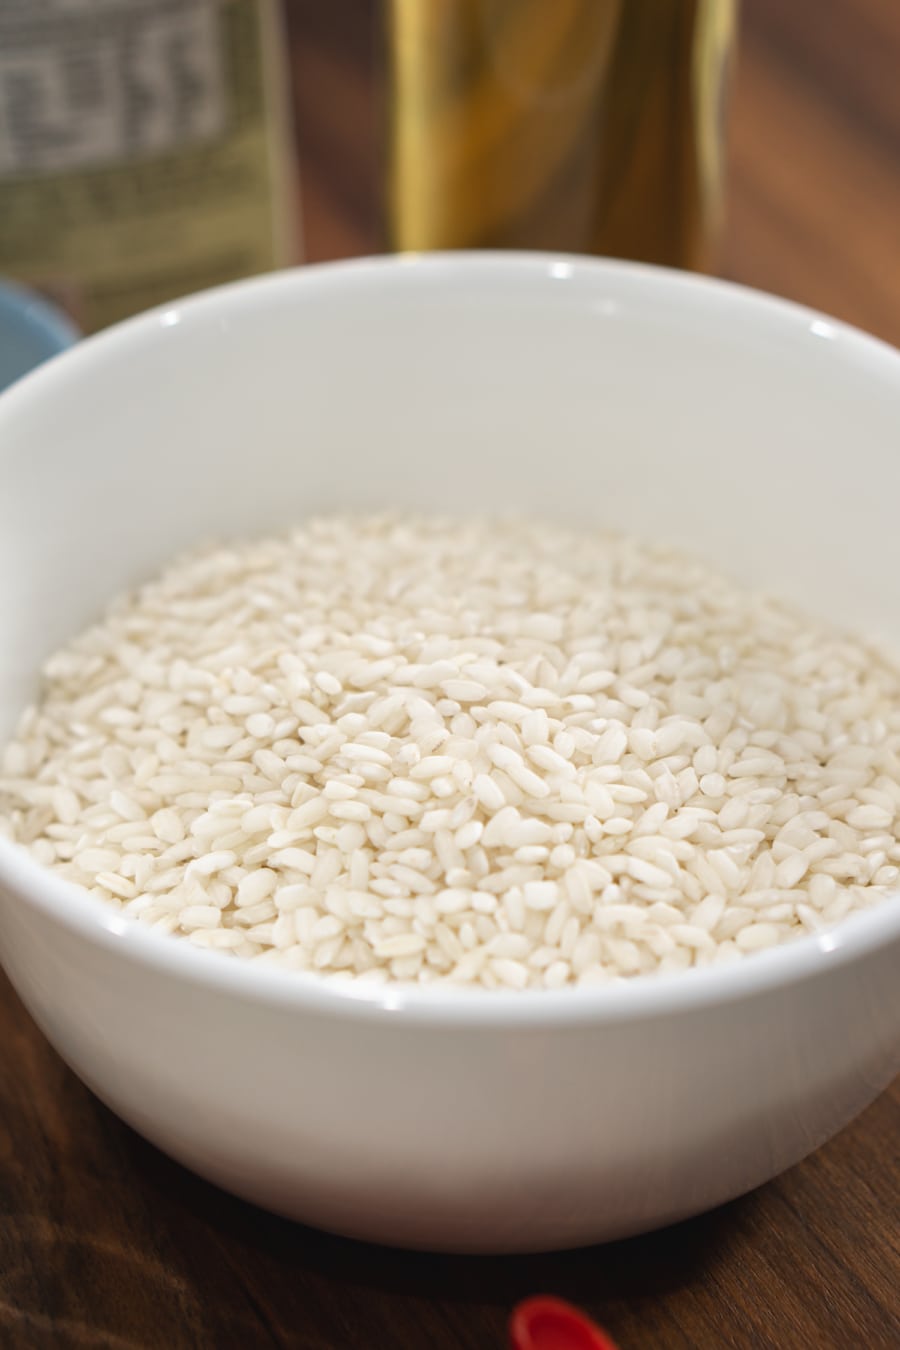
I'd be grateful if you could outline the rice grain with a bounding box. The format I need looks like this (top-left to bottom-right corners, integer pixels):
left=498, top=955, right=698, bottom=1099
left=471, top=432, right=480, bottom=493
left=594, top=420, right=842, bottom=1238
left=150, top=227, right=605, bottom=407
left=3, top=512, right=900, bottom=989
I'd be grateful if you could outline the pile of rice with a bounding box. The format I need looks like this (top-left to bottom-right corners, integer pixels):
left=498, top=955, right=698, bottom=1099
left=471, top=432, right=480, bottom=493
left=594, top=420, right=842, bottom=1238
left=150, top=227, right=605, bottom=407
left=2, top=513, right=900, bottom=989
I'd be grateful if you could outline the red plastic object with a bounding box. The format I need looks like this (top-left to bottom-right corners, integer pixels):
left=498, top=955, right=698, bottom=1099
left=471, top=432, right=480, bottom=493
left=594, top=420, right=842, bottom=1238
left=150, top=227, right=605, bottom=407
left=509, top=1296, right=619, bottom=1350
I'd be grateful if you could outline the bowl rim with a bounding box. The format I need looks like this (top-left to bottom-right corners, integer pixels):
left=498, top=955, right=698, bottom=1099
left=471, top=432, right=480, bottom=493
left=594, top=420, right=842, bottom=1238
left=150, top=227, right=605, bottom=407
left=2, top=249, right=900, bottom=1028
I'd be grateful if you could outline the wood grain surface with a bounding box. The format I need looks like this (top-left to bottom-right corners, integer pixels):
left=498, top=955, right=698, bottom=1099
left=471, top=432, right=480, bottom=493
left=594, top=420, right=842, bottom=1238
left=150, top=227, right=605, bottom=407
left=2, top=2, right=899, bottom=1346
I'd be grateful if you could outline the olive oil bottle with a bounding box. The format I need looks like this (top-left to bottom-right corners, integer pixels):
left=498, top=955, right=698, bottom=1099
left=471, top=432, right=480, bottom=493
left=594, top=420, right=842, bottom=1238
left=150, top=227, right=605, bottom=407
left=386, top=0, right=736, bottom=269
left=0, top=0, right=299, bottom=333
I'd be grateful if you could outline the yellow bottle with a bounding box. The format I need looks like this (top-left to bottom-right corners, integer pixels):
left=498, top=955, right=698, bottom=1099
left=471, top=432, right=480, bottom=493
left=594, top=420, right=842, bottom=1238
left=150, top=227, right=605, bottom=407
left=387, top=0, right=737, bottom=270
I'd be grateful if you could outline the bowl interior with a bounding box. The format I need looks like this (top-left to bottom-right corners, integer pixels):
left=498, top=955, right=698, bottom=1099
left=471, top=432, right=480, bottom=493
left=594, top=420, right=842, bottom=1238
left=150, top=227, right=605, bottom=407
left=1, top=253, right=898, bottom=746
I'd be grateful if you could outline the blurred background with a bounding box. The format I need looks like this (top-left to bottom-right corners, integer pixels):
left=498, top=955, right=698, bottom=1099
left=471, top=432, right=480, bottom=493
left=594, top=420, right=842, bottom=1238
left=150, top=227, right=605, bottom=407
left=286, top=0, right=899, bottom=339
left=1, top=0, right=898, bottom=348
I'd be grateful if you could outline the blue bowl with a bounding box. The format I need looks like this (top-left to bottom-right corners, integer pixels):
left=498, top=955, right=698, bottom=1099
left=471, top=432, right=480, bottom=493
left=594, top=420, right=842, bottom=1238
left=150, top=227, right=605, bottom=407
left=0, top=280, right=79, bottom=391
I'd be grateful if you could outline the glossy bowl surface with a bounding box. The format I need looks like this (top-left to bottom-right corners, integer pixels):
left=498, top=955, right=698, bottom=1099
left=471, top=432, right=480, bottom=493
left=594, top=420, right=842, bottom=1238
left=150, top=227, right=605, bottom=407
left=1, top=254, right=899, bottom=1252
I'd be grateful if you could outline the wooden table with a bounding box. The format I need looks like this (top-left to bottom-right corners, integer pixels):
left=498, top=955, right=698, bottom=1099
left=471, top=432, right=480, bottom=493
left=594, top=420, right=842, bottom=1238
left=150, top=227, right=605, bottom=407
left=2, top=2, right=899, bottom=1345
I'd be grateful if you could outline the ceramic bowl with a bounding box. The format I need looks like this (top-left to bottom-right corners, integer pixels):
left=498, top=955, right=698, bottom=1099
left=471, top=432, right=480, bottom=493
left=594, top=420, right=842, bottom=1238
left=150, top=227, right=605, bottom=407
left=1, top=254, right=899, bottom=1253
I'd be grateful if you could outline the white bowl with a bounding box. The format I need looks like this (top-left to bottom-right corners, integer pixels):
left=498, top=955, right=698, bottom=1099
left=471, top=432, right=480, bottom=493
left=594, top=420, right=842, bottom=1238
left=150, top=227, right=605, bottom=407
left=1, top=254, right=900, bottom=1254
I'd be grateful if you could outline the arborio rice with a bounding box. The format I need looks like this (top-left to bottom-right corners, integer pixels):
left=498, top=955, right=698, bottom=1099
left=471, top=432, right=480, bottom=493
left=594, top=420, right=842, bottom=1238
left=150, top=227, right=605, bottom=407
left=2, top=514, right=900, bottom=990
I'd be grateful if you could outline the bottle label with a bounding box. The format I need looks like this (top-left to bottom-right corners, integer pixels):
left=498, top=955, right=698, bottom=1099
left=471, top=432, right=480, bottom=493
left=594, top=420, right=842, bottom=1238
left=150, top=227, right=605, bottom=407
left=0, top=0, right=300, bottom=332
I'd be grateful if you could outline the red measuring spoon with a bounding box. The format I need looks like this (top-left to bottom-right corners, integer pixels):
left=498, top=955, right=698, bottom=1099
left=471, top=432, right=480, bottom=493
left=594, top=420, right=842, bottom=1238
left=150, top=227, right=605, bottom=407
left=509, top=1297, right=619, bottom=1350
